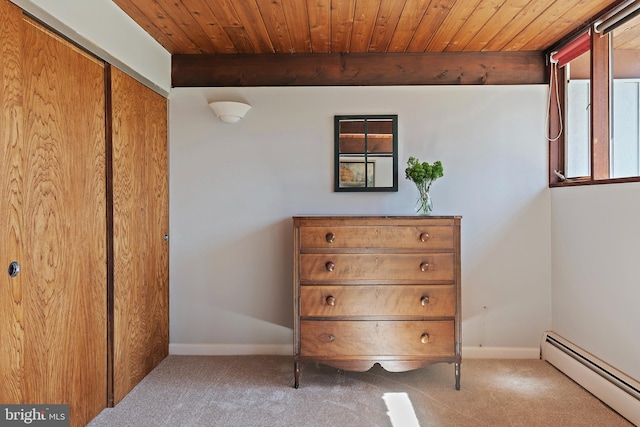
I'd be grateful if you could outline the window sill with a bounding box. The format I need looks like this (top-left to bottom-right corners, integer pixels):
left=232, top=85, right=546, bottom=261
left=550, top=176, right=640, bottom=188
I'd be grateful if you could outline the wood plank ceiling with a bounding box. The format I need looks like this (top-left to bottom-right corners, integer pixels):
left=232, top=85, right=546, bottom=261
left=114, top=0, right=623, bottom=54
left=112, top=0, right=627, bottom=86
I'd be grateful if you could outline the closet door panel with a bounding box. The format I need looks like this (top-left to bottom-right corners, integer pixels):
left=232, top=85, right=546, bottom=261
left=111, top=67, right=168, bottom=405
left=21, top=18, right=106, bottom=425
left=0, top=0, right=25, bottom=404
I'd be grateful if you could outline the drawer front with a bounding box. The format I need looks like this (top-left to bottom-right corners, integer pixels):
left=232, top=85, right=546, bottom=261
left=300, top=320, right=454, bottom=357
left=299, top=225, right=454, bottom=250
left=299, top=253, right=454, bottom=283
left=300, top=285, right=455, bottom=317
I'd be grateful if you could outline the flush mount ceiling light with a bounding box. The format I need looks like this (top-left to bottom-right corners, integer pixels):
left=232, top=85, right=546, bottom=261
left=208, top=101, right=251, bottom=123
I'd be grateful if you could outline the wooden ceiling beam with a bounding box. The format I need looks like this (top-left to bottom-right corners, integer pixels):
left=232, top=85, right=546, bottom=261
left=171, top=51, right=546, bottom=87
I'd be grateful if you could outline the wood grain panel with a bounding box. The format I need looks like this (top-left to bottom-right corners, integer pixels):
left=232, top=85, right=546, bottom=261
left=171, top=51, right=546, bottom=86
left=300, top=320, right=454, bottom=357
left=133, top=0, right=201, bottom=53
left=482, top=0, right=551, bottom=51
left=156, top=0, right=218, bottom=53
left=299, top=224, right=454, bottom=250
left=520, top=0, right=612, bottom=51
left=462, top=0, right=530, bottom=51
left=203, top=0, right=243, bottom=27
left=502, top=0, right=580, bottom=51
left=331, top=0, right=355, bottom=52
left=0, top=0, right=25, bottom=404
left=307, top=0, right=331, bottom=53
left=281, top=0, right=311, bottom=53
left=300, top=285, right=455, bottom=317
left=591, top=32, right=610, bottom=180
left=232, top=0, right=275, bottom=53
left=548, top=65, right=565, bottom=185
left=299, top=253, right=455, bottom=283
left=111, top=67, right=168, bottom=405
left=444, top=0, right=505, bottom=52
left=427, top=0, right=483, bottom=51
left=255, top=0, right=293, bottom=53
left=294, top=216, right=458, bottom=227
left=402, top=0, right=456, bottom=52
left=113, top=0, right=627, bottom=55
left=368, top=0, right=406, bottom=52
left=196, top=0, right=248, bottom=53
left=388, top=0, right=432, bottom=52
left=614, top=19, right=640, bottom=49
left=223, top=27, right=257, bottom=53
left=175, top=0, right=236, bottom=54
left=350, top=0, right=380, bottom=52
left=21, top=17, right=107, bottom=426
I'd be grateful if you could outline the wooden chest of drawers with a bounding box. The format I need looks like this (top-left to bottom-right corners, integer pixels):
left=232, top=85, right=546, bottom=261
left=293, top=216, right=461, bottom=389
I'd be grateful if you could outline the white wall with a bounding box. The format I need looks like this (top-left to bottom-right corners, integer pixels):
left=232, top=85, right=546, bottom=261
left=9, top=0, right=637, bottom=382
left=10, top=0, right=170, bottom=93
left=169, top=85, right=551, bottom=355
left=1, top=0, right=553, bottom=357
left=551, top=183, right=640, bottom=380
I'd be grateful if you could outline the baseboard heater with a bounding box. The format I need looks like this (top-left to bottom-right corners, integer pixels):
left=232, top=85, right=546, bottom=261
left=540, top=331, right=640, bottom=425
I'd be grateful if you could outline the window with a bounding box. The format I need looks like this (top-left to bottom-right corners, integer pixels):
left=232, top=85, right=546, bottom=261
left=564, top=35, right=591, bottom=178
left=548, top=2, right=640, bottom=186
left=611, top=13, right=640, bottom=178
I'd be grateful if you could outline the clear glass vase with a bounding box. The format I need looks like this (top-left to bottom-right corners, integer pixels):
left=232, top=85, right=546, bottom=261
left=416, top=190, right=433, bottom=215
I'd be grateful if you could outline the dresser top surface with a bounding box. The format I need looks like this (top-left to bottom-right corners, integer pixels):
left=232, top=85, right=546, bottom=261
left=293, top=215, right=462, bottom=220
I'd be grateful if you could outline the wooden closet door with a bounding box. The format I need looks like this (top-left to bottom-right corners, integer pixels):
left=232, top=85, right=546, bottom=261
left=110, top=66, right=169, bottom=405
left=0, top=0, right=25, bottom=404
left=21, top=17, right=107, bottom=426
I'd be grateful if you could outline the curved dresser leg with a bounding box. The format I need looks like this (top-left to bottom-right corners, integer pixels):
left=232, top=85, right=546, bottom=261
left=294, top=362, right=300, bottom=389
left=455, top=362, right=461, bottom=390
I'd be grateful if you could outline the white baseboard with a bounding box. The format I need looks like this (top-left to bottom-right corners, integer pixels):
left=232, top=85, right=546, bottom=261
left=170, top=343, right=539, bottom=359
left=462, top=346, right=540, bottom=359
left=541, top=331, right=640, bottom=425
left=169, top=343, right=292, bottom=356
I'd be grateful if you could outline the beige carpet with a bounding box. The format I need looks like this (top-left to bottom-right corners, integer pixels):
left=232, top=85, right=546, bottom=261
left=88, top=356, right=633, bottom=427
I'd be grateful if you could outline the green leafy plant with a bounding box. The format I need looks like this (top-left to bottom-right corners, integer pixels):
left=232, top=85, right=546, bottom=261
left=405, top=156, right=444, bottom=214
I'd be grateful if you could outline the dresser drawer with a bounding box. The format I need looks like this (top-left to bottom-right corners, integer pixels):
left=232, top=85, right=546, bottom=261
left=300, top=320, right=454, bottom=357
left=300, top=285, right=455, bottom=317
left=299, top=225, right=454, bottom=250
left=299, top=253, right=454, bottom=283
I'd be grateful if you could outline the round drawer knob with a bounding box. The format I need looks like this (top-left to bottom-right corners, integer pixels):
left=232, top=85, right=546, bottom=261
left=328, top=334, right=335, bottom=342
left=325, top=232, right=335, bottom=243
left=421, top=296, right=430, bottom=306
left=326, top=295, right=336, bottom=306
left=325, top=261, right=335, bottom=272
left=420, top=333, right=430, bottom=344
left=420, top=232, right=430, bottom=242
left=420, top=262, right=429, bottom=272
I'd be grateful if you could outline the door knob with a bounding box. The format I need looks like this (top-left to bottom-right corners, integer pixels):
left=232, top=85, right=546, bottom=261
left=8, top=261, right=20, bottom=278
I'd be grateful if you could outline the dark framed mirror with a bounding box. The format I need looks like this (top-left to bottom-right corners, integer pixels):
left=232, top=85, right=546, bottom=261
left=334, top=115, right=398, bottom=192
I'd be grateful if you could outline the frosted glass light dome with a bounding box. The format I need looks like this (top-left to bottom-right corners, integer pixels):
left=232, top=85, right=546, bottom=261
left=208, top=101, right=251, bottom=123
